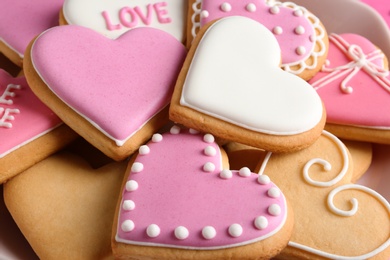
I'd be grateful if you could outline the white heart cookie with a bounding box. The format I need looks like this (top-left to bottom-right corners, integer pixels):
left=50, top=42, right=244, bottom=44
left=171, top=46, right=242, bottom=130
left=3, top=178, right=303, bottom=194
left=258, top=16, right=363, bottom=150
left=180, top=16, right=323, bottom=135
left=62, top=0, right=187, bottom=42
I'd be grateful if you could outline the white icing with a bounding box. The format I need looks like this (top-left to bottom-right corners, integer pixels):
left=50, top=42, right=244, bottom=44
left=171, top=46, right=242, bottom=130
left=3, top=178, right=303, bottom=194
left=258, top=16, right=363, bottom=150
left=257, top=175, right=271, bottom=185
left=125, top=180, right=139, bottom=191
left=238, top=167, right=251, bottom=177
left=268, top=204, right=281, bottom=216
left=254, top=216, right=268, bottom=230
left=123, top=200, right=136, bottom=211
left=152, top=133, right=163, bottom=142
left=267, top=187, right=280, bottom=198
left=131, top=162, right=144, bottom=173
left=181, top=16, right=323, bottom=135
left=220, top=2, right=231, bottom=12
left=170, top=125, right=181, bottom=134
left=0, top=84, right=21, bottom=105
left=246, top=3, right=256, bottom=12
left=139, top=145, right=150, bottom=155
left=219, top=169, right=233, bottom=179
left=121, top=220, right=135, bottom=232
left=294, top=25, right=305, bottom=35
left=296, top=46, right=306, bottom=56
left=204, top=145, right=217, bottom=156
left=146, top=224, right=161, bottom=238
left=189, top=128, right=199, bottom=134
left=203, top=162, right=215, bottom=172
left=228, top=223, right=243, bottom=237
left=0, top=108, right=20, bottom=128
left=202, top=226, right=216, bottom=239
left=174, top=226, right=189, bottom=240
left=303, top=131, right=349, bottom=187
left=200, top=10, right=209, bottom=19
left=63, top=0, right=187, bottom=42
left=203, top=133, right=215, bottom=143
left=272, top=26, right=283, bottom=35
left=269, top=6, right=280, bottom=14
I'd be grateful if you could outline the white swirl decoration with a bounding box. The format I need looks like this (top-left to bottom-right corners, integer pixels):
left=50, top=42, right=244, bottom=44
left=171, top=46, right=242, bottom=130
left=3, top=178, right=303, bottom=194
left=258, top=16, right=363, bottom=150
left=303, top=130, right=349, bottom=187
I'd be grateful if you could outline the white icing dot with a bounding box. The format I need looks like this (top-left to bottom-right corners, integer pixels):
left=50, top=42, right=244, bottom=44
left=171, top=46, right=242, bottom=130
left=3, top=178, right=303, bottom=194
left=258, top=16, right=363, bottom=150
left=203, top=134, right=215, bottom=143
left=131, top=162, right=144, bottom=173
left=122, top=200, right=135, bottom=211
left=126, top=180, right=139, bottom=192
left=174, top=226, right=189, bottom=240
left=267, top=187, right=281, bottom=198
left=294, top=25, right=305, bottom=35
left=170, top=125, right=181, bottom=134
left=268, top=204, right=282, bottom=216
left=121, top=220, right=135, bottom=232
left=246, top=3, right=256, bottom=12
left=293, top=9, right=303, bottom=16
left=269, top=6, right=280, bottom=14
left=152, top=133, right=163, bottom=142
left=219, top=169, right=233, bottom=179
left=146, top=224, right=160, bottom=238
left=200, top=10, right=209, bottom=19
left=257, top=175, right=271, bottom=185
left=189, top=128, right=199, bottom=134
left=273, top=26, right=283, bottom=35
left=220, top=2, right=231, bottom=12
left=202, top=226, right=216, bottom=239
left=203, top=162, right=216, bottom=172
left=204, top=146, right=217, bottom=156
left=139, top=145, right=150, bottom=155
left=238, top=167, right=251, bottom=177
left=228, top=224, right=243, bottom=237
left=254, top=216, right=268, bottom=230
left=296, top=46, right=306, bottom=56
left=310, top=34, right=316, bottom=42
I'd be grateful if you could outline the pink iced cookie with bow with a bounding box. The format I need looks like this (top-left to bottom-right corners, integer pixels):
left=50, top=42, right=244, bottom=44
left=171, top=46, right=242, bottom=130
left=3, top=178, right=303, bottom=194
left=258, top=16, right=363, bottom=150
left=24, top=25, right=187, bottom=161
left=310, top=33, right=390, bottom=144
left=0, top=0, right=64, bottom=66
left=60, top=0, right=188, bottom=43
left=112, top=126, right=293, bottom=259
left=187, top=0, right=328, bottom=80
left=0, top=69, right=76, bottom=183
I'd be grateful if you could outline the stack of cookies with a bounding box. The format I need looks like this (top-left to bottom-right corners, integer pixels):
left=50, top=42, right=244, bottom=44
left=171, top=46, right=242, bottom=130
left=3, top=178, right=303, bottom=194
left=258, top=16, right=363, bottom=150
left=0, top=0, right=389, bottom=259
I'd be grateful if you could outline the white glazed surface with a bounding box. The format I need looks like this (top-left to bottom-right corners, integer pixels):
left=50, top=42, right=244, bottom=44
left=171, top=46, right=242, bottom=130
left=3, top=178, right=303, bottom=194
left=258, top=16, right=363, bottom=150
left=1, top=0, right=390, bottom=259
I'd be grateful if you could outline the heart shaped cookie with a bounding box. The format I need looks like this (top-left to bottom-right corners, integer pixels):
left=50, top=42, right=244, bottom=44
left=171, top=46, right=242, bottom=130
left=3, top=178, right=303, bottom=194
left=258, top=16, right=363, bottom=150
left=4, top=151, right=127, bottom=259
left=310, top=33, right=390, bottom=144
left=61, top=0, right=188, bottom=42
left=255, top=130, right=390, bottom=259
left=0, top=69, right=75, bottom=183
left=24, top=25, right=187, bottom=160
left=170, top=16, right=326, bottom=153
left=112, top=126, right=293, bottom=259
left=187, top=0, right=328, bottom=80
left=0, top=0, right=64, bottom=66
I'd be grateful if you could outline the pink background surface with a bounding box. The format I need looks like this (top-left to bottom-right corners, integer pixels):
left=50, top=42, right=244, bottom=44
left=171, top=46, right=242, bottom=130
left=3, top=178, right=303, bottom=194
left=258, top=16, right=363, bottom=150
left=1, top=0, right=390, bottom=258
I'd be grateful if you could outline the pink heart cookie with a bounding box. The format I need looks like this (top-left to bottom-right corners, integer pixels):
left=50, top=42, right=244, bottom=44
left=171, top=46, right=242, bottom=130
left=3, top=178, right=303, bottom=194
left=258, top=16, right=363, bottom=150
left=0, top=0, right=64, bottom=66
left=188, top=0, right=328, bottom=80
left=24, top=25, right=187, bottom=160
left=113, top=126, right=293, bottom=259
left=310, top=33, right=390, bottom=144
left=0, top=69, right=75, bottom=183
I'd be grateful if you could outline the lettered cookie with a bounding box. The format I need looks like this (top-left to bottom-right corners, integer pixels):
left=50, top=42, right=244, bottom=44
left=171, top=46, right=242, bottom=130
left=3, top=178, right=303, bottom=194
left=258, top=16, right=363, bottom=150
left=60, top=0, right=188, bottom=43
left=187, top=0, right=329, bottom=80
left=255, top=131, right=390, bottom=259
left=4, top=150, right=127, bottom=259
left=0, top=0, right=64, bottom=67
left=170, top=16, right=326, bottom=153
left=310, top=33, right=390, bottom=144
left=24, top=25, right=187, bottom=160
left=112, top=126, right=294, bottom=259
left=0, top=69, right=76, bottom=183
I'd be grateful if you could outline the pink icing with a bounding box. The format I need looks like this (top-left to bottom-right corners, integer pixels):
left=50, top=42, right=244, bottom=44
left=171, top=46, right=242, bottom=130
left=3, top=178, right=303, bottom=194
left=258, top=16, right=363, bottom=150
left=309, top=33, right=390, bottom=128
left=31, top=25, right=186, bottom=146
left=0, top=0, right=64, bottom=57
left=0, top=70, right=62, bottom=158
left=116, top=128, right=287, bottom=249
left=199, top=0, right=315, bottom=64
